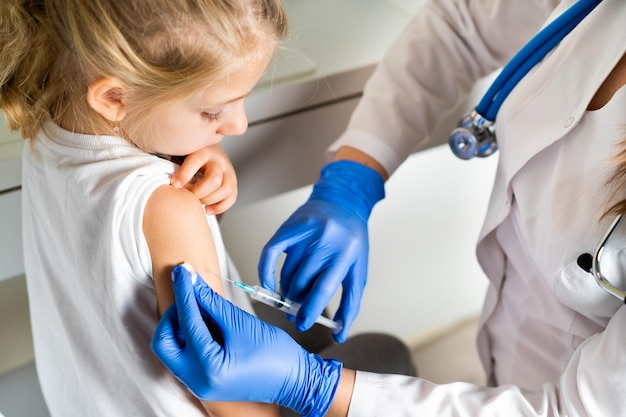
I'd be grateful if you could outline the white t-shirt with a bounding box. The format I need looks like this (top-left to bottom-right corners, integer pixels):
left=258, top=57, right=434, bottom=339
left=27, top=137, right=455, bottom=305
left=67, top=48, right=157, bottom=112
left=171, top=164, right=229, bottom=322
left=22, top=122, right=253, bottom=417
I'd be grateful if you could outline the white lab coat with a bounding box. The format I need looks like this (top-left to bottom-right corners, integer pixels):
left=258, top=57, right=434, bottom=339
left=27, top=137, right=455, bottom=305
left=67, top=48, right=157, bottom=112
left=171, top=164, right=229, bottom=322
left=329, top=0, right=626, bottom=415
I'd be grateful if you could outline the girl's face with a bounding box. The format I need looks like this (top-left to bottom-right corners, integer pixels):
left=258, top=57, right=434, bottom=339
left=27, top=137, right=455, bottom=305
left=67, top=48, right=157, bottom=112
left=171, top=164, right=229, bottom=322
left=130, top=56, right=269, bottom=156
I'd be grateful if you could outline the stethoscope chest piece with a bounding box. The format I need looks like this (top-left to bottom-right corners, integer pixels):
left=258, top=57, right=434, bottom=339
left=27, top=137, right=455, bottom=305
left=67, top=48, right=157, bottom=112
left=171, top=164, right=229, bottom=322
left=448, top=110, right=497, bottom=160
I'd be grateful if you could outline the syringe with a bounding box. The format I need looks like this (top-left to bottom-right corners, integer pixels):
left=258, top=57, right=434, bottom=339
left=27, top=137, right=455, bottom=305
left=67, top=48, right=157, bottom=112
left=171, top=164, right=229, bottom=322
left=176, top=262, right=342, bottom=333
left=226, top=278, right=343, bottom=333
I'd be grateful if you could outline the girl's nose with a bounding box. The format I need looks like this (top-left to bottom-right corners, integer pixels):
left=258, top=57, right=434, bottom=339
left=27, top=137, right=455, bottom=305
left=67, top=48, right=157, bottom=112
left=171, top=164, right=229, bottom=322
left=218, top=101, right=248, bottom=137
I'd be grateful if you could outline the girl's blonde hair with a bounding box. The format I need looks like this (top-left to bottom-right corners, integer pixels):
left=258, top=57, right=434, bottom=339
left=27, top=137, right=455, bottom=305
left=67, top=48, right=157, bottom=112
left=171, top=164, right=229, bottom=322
left=0, top=0, right=288, bottom=139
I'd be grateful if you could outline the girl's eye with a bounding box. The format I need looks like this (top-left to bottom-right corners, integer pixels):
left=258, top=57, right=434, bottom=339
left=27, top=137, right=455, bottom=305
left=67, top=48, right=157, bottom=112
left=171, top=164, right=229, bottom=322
left=201, top=110, right=225, bottom=122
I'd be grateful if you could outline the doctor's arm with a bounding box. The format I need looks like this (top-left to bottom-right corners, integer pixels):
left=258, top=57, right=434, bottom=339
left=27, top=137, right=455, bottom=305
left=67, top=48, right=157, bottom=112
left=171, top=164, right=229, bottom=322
left=143, top=185, right=280, bottom=417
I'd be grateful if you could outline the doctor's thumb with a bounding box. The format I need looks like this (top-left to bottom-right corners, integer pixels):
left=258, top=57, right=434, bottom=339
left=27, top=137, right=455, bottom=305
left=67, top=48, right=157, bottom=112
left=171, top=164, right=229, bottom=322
left=172, top=263, right=220, bottom=320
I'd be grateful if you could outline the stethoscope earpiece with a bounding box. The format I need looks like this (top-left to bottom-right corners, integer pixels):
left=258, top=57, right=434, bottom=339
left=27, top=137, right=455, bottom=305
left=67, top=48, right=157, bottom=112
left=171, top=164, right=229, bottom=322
left=448, top=110, right=497, bottom=160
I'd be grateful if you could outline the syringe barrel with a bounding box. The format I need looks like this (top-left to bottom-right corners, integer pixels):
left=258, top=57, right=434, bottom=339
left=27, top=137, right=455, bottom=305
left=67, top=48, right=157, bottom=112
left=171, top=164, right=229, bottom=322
left=252, top=287, right=342, bottom=333
left=251, top=286, right=300, bottom=316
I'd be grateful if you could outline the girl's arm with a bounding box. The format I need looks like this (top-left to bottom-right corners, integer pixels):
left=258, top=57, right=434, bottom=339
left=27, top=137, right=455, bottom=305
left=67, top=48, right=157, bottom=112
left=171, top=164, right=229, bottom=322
left=143, top=184, right=280, bottom=417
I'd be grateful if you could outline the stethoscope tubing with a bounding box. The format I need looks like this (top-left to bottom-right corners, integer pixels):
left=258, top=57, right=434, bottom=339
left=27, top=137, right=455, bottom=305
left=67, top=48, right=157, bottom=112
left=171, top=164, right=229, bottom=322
left=591, top=214, right=626, bottom=303
left=476, top=0, right=602, bottom=121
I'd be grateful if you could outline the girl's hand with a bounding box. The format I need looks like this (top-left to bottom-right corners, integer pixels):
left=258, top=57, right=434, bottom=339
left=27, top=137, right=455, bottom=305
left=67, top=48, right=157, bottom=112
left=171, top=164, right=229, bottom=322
left=171, top=145, right=238, bottom=215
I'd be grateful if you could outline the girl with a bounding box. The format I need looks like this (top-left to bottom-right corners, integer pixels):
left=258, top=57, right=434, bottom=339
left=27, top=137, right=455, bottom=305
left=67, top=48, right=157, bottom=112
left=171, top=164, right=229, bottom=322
left=0, top=0, right=287, bottom=415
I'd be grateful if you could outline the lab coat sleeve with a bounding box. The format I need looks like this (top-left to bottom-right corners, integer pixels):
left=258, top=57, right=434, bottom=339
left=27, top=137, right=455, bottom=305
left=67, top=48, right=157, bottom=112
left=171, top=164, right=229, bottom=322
left=348, top=306, right=626, bottom=417
left=327, top=0, right=560, bottom=175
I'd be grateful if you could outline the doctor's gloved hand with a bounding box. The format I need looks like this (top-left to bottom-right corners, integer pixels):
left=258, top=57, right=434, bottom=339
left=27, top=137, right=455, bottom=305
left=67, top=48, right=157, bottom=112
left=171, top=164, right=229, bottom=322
left=258, top=160, right=385, bottom=342
left=151, top=265, right=343, bottom=417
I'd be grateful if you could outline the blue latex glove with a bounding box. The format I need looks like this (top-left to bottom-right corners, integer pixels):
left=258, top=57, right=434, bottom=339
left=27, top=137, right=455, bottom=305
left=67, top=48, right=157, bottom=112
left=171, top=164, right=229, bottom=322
left=258, top=160, right=385, bottom=342
left=151, top=265, right=342, bottom=417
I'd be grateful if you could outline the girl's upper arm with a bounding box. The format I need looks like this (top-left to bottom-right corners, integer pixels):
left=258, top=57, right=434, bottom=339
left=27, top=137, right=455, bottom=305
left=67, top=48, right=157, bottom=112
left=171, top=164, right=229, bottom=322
left=143, top=184, right=282, bottom=416
left=143, top=184, right=224, bottom=315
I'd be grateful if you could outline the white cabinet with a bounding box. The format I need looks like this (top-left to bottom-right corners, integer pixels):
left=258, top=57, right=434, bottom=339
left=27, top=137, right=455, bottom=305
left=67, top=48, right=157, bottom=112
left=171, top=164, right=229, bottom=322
left=0, top=113, right=25, bottom=283
left=226, top=96, right=361, bottom=206
left=0, top=190, right=23, bottom=282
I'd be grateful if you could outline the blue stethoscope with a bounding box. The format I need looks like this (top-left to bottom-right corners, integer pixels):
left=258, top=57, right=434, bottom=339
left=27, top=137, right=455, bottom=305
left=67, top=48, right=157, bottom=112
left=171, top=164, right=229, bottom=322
left=449, top=0, right=602, bottom=160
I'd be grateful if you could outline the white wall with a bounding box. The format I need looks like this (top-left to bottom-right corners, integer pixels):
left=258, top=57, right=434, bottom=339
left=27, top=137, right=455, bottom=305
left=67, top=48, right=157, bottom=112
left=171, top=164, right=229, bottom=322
left=220, top=145, right=497, bottom=347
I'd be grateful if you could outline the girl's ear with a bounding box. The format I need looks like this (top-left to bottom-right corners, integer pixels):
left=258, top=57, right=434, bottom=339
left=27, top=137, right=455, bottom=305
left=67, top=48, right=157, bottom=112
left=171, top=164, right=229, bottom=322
left=86, top=78, right=127, bottom=122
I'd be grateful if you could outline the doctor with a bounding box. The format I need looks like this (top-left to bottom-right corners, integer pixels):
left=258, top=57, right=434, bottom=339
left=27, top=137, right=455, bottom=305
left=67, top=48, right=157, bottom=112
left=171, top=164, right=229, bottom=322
left=155, top=0, right=626, bottom=415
